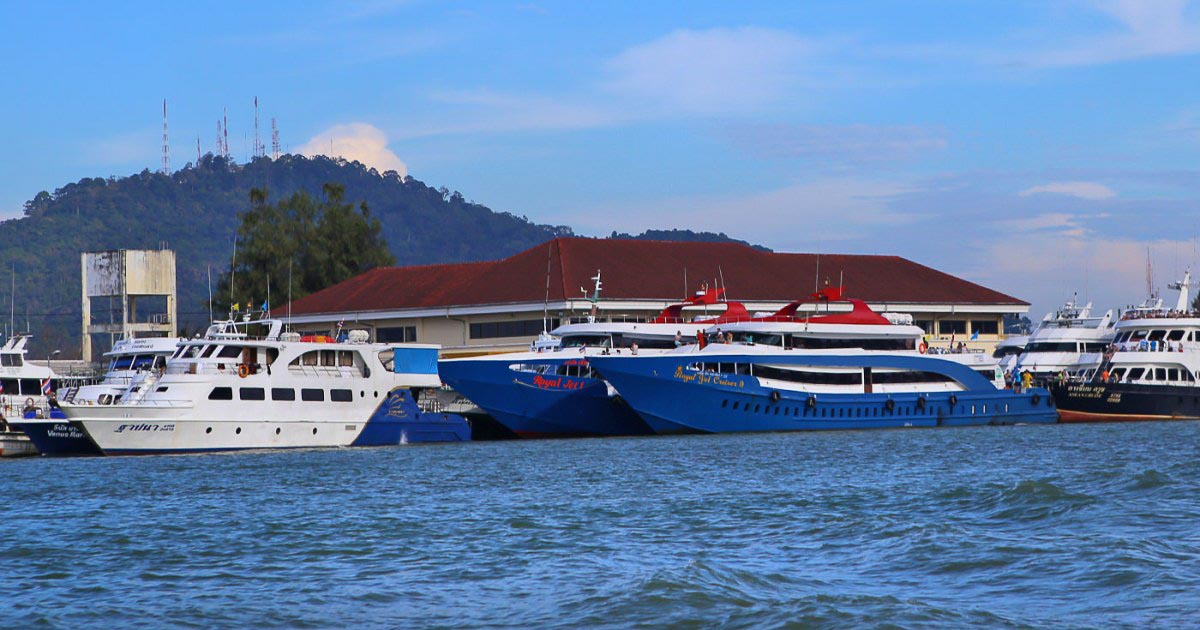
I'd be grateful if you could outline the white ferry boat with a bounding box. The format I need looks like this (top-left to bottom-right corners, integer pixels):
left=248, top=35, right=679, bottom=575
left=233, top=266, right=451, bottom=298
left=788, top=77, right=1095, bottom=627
left=992, top=335, right=1027, bottom=373
left=1013, top=298, right=1114, bottom=379
left=62, top=317, right=469, bottom=454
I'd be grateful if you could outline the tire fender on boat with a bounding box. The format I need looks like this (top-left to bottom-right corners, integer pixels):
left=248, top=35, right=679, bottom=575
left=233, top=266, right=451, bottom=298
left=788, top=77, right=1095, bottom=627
left=806, top=395, right=816, bottom=409
left=948, top=394, right=958, bottom=407
left=770, top=390, right=781, bottom=403
left=884, top=398, right=895, bottom=411
left=1031, top=393, right=1041, bottom=406
left=916, top=396, right=926, bottom=410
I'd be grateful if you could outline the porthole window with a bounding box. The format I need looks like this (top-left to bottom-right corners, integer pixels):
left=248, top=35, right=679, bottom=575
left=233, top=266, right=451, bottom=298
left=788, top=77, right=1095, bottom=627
left=312, top=427, right=318, bottom=435
left=275, top=427, right=281, bottom=435
left=235, top=427, right=242, bottom=434
left=205, top=427, right=212, bottom=434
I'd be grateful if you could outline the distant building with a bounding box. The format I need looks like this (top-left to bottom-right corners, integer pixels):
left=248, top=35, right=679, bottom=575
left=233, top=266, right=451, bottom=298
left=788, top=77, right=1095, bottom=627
left=281, top=238, right=1028, bottom=357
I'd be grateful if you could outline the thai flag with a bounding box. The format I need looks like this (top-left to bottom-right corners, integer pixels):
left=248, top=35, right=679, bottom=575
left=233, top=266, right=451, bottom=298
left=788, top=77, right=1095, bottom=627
left=41, top=377, right=51, bottom=396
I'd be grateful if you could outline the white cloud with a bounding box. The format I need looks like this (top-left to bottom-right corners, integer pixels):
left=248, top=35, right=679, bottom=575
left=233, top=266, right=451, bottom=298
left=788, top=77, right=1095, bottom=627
left=723, top=123, right=947, bottom=165
left=602, top=27, right=810, bottom=115
left=1019, top=181, right=1116, bottom=200
left=1027, top=0, right=1200, bottom=66
left=569, top=178, right=913, bottom=246
left=297, top=123, right=407, bottom=176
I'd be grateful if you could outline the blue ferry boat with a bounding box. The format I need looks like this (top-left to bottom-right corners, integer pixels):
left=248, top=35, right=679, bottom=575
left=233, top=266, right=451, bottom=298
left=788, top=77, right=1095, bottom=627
left=438, top=277, right=752, bottom=438
left=588, top=289, right=1058, bottom=433
left=10, top=407, right=102, bottom=456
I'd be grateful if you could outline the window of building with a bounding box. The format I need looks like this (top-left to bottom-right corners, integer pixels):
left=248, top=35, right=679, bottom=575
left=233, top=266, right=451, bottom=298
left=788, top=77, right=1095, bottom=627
left=301, top=388, right=324, bottom=402
left=939, top=320, right=967, bottom=335
left=209, top=387, right=233, bottom=400
left=470, top=319, right=550, bottom=339
left=914, top=320, right=934, bottom=335
left=239, top=387, right=265, bottom=401
left=272, top=388, right=296, bottom=401
left=971, top=320, right=999, bottom=335
left=376, top=326, right=417, bottom=343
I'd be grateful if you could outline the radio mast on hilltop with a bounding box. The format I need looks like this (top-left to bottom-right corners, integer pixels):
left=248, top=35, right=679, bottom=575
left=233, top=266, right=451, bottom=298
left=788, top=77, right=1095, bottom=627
left=223, top=107, right=230, bottom=159
left=161, top=99, right=170, bottom=174
left=271, top=117, right=280, bottom=159
left=253, top=96, right=262, bottom=158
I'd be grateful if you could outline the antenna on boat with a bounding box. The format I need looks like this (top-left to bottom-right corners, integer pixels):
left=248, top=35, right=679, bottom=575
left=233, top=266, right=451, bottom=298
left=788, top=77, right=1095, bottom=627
left=287, top=259, right=293, bottom=332
left=718, top=266, right=727, bottom=302
left=8, top=263, right=13, bottom=339
left=265, top=272, right=271, bottom=321
left=207, top=265, right=213, bottom=323
left=541, top=240, right=553, bottom=333
left=683, top=267, right=688, bottom=301
left=229, top=235, right=238, bottom=318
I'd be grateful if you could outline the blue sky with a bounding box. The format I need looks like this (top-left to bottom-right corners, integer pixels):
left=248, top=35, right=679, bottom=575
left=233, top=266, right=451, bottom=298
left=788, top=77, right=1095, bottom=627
left=2, top=0, right=1199, bottom=317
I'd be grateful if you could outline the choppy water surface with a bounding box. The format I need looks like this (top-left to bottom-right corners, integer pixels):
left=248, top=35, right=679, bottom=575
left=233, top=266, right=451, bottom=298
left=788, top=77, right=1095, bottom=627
left=5, top=421, right=1200, bottom=627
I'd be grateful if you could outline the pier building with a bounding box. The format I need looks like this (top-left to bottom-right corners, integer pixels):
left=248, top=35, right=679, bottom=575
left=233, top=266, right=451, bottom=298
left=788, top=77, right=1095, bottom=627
left=280, top=238, right=1027, bottom=357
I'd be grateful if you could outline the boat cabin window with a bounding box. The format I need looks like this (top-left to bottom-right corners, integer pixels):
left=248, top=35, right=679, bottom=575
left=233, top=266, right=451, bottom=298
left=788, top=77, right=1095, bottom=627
left=992, top=346, right=1023, bottom=359
left=217, top=345, right=244, bottom=359
left=330, top=389, right=353, bottom=402
left=20, top=379, right=41, bottom=395
left=1128, top=330, right=1148, bottom=342
left=560, top=334, right=611, bottom=349
left=1083, top=343, right=1108, bottom=353
left=1127, top=367, right=1145, bottom=381
left=1024, top=342, right=1078, bottom=353
left=378, top=349, right=394, bottom=371
left=1155, top=368, right=1167, bottom=381
left=132, top=355, right=158, bottom=370
left=0, top=353, right=22, bottom=367
left=1109, top=367, right=1127, bottom=380
left=1167, top=330, right=1186, bottom=341
left=290, top=350, right=356, bottom=368
left=301, top=388, right=324, bottom=402
left=272, top=388, right=296, bottom=401
left=1168, top=368, right=1180, bottom=381
left=240, top=387, right=266, bottom=401
left=200, top=345, right=219, bottom=358
left=787, top=336, right=915, bottom=351
left=1148, top=330, right=1167, bottom=342
left=208, top=387, right=233, bottom=400
left=111, top=355, right=135, bottom=371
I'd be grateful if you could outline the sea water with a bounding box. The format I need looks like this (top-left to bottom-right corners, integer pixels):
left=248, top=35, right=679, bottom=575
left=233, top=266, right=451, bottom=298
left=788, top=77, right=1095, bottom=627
left=4, top=421, right=1199, bottom=627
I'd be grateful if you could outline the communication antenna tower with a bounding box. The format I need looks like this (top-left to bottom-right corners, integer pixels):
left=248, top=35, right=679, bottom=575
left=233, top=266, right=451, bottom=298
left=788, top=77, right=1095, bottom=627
left=161, top=99, right=170, bottom=174
left=253, top=96, right=262, bottom=158
left=216, top=119, right=223, bottom=157
left=196, top=136, right=201, bottom=164
left=222, top=107, right=230, bottom=159
left=271, top=118, right=280, bottom=159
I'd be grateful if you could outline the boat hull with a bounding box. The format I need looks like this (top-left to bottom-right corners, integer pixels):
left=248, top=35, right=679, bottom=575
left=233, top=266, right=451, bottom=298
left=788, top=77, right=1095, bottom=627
left=10, top=409, right=102, bottom=456
left=1050, top=382, right=1200, bottom=422
left=67, top=388, right=470, bottom=455
left=438, top=358, right=652, bottom=438
left=590, top=354, right=1058, bottom=434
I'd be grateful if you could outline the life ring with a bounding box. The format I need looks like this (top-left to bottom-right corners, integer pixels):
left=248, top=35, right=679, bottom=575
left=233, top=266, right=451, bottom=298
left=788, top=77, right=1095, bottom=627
left=1031, top=394, right=1041, bottom=405
left=770, top=390, right=781, bottom=403
left=916, top=396, right=926, bottom=410
left=948, top=394, right=958, bottom=407
left=885, top=398, right=895, bottom=411
left=918, top=341, right=928, bottom=354
left=237, top=364, right=250, bottom=378
left=806, top=395, right=816, bottom=409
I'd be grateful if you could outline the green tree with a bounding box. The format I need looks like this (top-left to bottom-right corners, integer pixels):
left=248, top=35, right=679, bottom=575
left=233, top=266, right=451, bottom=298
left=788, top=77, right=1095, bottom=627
left=214, top=183, right=394, bottom=315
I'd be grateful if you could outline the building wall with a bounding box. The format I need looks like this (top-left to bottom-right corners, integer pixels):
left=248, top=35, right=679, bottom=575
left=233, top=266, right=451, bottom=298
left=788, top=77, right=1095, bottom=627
left=286, top=303, right=1018, bottom=358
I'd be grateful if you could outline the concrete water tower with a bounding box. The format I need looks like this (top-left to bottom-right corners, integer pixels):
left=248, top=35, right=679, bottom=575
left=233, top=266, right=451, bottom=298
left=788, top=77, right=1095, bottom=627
left=81, top=249, right=177, bottom=362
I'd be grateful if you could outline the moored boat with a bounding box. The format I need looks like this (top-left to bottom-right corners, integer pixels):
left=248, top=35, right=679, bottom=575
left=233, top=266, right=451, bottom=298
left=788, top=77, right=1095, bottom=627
left=438, top=278, right=753, bottom=437
left=63, top=317, right=470, bottom=455
left=589, top=288, right=1057, bottom=434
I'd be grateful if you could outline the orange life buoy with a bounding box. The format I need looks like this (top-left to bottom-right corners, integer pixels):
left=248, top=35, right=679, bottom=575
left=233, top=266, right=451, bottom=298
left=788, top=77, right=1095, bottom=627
left=918, top=341, right=928, bottom=354
left=237, top=364, right=250, bottom=378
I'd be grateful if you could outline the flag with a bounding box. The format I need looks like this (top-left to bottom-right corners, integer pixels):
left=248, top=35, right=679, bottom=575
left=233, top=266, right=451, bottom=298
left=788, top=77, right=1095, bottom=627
left=261, top=299, right=269, bottom=312
left=246, top=301, right=253, bottom=311
left=231, top=302, right=240, bottom=312
left=41, top=377, right=51, bottom=396
left=336, top=318, right=345, bottom=330
left=950, top=332, right=955, bottom=347
left=970, top=329, right=980, bottom=341
left=0, top=380, right=5, bottom=394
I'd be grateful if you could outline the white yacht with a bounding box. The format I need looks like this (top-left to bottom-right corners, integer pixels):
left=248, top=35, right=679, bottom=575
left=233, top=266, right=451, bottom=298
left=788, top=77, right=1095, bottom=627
left=992, top=335, right=1027, bottom=373
left=1054, top=270, right=1200, bottom=422
left=62, top=336, right=182, bottom=405
left=0, top=334, right=57, bottom=417
left=62, top=317, right=469, bottom=454
left=1013, top=298, right=1115, bottom=378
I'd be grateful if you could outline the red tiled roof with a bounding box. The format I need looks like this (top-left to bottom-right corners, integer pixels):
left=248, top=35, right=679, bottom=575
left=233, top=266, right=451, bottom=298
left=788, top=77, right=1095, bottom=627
left=284, top=237, right=1026, bottom=315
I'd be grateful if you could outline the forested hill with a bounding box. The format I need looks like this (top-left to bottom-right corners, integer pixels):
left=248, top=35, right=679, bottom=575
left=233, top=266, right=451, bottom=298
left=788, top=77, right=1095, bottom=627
left=4, top=155, right=760, bottom=357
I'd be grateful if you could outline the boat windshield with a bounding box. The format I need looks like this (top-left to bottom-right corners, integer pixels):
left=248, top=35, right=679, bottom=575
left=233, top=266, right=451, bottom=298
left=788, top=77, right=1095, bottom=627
left=560, top=334, right=612, bottom=349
